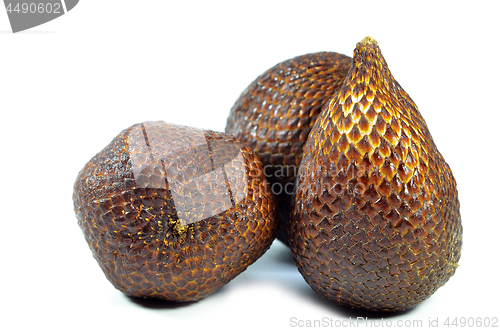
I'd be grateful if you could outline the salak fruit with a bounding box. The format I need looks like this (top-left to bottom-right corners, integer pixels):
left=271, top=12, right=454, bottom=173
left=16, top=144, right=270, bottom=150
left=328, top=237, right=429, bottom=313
left=226, top=52, right=351, bottom=244
left=289, top=37, right=462, bottom=312
left=73, top=121, right=277, bottom=301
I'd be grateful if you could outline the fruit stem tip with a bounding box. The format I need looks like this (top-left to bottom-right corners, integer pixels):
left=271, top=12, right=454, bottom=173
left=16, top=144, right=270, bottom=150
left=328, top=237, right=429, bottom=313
left=360, top=36, right=378, bottom=45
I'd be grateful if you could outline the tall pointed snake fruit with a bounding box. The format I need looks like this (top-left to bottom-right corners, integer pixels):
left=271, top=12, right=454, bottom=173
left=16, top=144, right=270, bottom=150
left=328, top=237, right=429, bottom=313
left=289, top=37, right=463, bottom=312
left=73, top=121, right=277, bottom=301
left=226, top=52, right=351, bottom=244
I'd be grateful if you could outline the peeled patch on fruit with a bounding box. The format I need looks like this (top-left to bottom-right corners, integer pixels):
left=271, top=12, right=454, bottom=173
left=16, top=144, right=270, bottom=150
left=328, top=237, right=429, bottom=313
left=226, top=52, right=351, bottom=244
left=290, top=37, right=463, bottom=312
left=73, top=121, right=277, bottom=301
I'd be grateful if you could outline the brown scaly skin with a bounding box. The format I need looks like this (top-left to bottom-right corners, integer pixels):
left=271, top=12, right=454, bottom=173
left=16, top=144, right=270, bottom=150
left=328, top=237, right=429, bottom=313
left=226, top=52, right=351, bottom=244
left=289, top=37, right=462, bottom=312
left=73, top=121, right=277, bottom=301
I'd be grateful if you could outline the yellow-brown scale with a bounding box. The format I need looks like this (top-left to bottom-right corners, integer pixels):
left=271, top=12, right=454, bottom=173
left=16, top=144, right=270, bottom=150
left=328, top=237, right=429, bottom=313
left=73, top=121, right=277, bottom=301
left=289, top=37, right=462, bottom=312
left=226, top=52, right=351, bottom=243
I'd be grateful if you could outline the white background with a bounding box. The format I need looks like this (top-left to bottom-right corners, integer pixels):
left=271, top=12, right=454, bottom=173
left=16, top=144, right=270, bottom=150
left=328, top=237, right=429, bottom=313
left=1, top=1, right=499, bottom=330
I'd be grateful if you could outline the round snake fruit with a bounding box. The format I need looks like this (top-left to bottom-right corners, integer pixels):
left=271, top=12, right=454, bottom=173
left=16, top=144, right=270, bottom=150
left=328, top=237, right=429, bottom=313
left=225, top=52, right=351, bottom=244
left=73, top=121, right=277, bottom=301
left=289, top=37, right=463, bottom=312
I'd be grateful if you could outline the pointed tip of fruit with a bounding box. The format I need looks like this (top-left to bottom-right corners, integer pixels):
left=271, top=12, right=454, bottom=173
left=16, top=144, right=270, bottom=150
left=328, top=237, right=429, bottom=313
left=360, top=36, right=378, bottom=45
left=350, top=35, right=389, bottom=80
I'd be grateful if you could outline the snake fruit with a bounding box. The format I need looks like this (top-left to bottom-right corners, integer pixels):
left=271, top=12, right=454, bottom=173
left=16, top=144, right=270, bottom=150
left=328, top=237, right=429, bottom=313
left=226, top=52, right=351, bottom=243
left=73, top=121, right=277, bottom=301
left=289, top=37, right=462, bottom=312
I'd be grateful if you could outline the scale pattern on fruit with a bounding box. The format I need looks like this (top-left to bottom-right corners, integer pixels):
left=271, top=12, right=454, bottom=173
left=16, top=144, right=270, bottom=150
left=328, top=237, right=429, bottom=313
left=226, top=52, right=351, bottom=243
left=289, top=37, right=462, bottom=312
left=73, top=121, right=276, bottom=301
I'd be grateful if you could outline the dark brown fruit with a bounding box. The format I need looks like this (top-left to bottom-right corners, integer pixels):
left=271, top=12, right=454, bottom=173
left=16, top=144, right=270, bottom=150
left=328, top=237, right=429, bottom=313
left=289, top=37, right=462, bottom=312
left=73, top=121, right=277, bottom=301
left=226, top=52, right=351, bottom=243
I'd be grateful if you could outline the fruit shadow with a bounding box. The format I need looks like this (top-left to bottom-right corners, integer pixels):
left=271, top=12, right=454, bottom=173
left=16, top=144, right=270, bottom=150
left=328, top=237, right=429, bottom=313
left=272, top=240, right=296, bottom=264
left=300, top=289, right=416, bottom=319
left=125, top=280, right=231, bottom=310
left=127, top=296, right=196, bottom=309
